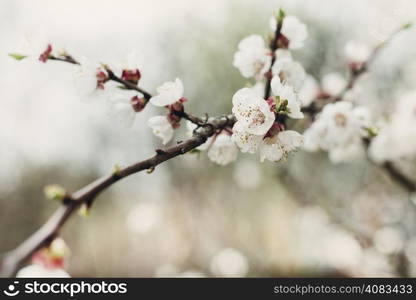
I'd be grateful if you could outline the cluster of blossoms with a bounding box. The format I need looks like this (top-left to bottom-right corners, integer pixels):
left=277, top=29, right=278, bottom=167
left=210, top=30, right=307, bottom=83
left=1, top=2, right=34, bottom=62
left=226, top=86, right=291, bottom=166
left=303, top=101, right=371, bottom=163
left=147, top=78, right=238, bottom=166
left=298, top=40, right=374, bottom=163
left=16, top=238, right=70, bottom=278
left=231, top=85, right=304, bottom=162
left=231, top=14, right=308, bottom=162
left=9, top=15, right=382, bottom=169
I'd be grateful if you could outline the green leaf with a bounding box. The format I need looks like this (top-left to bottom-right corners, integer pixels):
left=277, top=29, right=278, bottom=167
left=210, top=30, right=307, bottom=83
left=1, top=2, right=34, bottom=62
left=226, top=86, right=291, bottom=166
left=366, top=127, right=378, bottom=138
left=8, top=53, right=27, bottom=61
left=403, top=22, right=413, bottom=30
left=189, top=149, right=201, bottom=154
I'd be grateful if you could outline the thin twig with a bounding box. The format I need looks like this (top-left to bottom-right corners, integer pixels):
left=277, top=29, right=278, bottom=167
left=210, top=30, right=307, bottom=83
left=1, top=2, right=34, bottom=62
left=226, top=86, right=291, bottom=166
left=264, top=14, right=284, bottom=99
left=49, top=55, right=153, bottom=100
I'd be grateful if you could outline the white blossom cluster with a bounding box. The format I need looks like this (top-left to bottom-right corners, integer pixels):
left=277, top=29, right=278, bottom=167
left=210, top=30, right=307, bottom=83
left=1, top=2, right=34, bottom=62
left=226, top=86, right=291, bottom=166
left=231, top=14, right=308, bottom=162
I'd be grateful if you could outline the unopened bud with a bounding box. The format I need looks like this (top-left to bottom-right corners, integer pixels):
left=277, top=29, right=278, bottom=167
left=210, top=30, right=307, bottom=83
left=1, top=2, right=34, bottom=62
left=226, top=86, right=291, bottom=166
left=49, top=238, right=70, bottom=259
left=131, top=96, right=147, bottom=112
left=122, top=69, right=141, bottom=85
left=39, top=44, right=53, bottom=63
left=44, top=184, right=66, bottom=201
left=366, top=126, right=378, bottom=138
left=96, top=69, right=108, bottom=90
left=79, top=203, right=90, bottom=218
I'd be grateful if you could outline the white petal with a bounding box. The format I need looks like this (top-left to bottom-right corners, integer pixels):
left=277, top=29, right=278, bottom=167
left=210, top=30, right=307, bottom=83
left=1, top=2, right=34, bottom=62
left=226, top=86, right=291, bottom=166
left=232, top=88, right=275, bottom=135
left=278, top=130, right=304, bottom=152
left=150, top=78, right=184, bottom=106
left=231, top=122, right=263, bottom=153
left=281, top=16, right=308, bottom=50
left=322, top=72, right=347, bottom=97
left=259, top=136, right=284, bottom=162
left=207, top=134, right=238, bottom=166
left=148, top=116, right=174, bottom=145
left=271, top=57, right=305, bottom=91
left=233, top=35, right=271, bottom=79
left=299, top=74, right=319, bottom=107
left=344, top=41, right=371, bottom=63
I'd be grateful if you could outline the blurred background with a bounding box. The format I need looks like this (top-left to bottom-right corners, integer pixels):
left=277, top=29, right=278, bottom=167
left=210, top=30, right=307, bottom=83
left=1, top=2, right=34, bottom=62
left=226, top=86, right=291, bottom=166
left=1, top=0, right=416, bottom=277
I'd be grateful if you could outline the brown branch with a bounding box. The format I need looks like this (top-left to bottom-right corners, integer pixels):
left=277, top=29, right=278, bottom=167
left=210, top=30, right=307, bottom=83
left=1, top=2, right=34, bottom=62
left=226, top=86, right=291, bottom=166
left=49, top=55, right=153, bottom=101
left=382, top=161, right=416, bottom=192
left=0, top=114, right=235, bottom=277
left=264, top=13, right=284, bottom=99
left=105, top=68, right=152, bottom=100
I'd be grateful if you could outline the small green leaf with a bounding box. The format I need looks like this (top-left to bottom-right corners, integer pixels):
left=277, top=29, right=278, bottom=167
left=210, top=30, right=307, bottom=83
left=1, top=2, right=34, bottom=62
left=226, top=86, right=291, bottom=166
left=403, top=22, right=413, bottom=30
left=112, top=164, right=122, bottom=176
left=78, top=203, right=90, bottom=218
left=366, top=127, right=378, bottom=138
left=8, top=53, right=27, bottom=61
left=189, top=149, right=201, bottom=154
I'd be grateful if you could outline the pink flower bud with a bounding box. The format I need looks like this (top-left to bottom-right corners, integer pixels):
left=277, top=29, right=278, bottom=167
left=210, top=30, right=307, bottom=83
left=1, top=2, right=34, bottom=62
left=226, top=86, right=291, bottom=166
left=31, top=238, right=70, bottom=270
left=96, top=69, right=108, bottom=90
left=131, top=96, right=147, bottom=112
left=39, top=44, right=52, bottom=63
left=121, top=69, right=141, bottom=85
left=170, top=101, right=184, bottom=112
left=167, top=112, right=181, bottom=128
left=266, top=97, right=276, bottom=111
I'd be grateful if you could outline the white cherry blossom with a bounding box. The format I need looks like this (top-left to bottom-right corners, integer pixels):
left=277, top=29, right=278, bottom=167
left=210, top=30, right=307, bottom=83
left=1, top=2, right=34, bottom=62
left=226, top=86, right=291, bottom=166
left=74, top=56, right=107, bottom=99
left=259, top=130, right=303, bottom=162
left=232, top=87, right=275, bottom=135
left=303, top=101, right=371, bottom=163
left=149, top=78, right=184, bottom=106
left=271, top=76, right=304, bottom=119
left=231, top=121, right=263, bottom=154
left=13, top=29, right=51, bottom=61
left=106, top=90, right=142, bottom=128
left=148, top=116, right=174, bottom=145
left=270, top=16, right=308, bottom=50
left=344, top=41, right=371, bottom=64
left=298, top=74, right=319, bottom=107
left=322, top=72, right=347, bottom=97
left=207, top=133, right=238, bottom=166
left=233, top=35, right=271, bottom=79
left=272, top=52, right=306, bottom=91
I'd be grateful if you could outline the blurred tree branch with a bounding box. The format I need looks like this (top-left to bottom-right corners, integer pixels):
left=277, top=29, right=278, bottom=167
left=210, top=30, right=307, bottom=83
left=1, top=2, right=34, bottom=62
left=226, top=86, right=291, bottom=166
left=0, top=113, right=235, bottom=277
